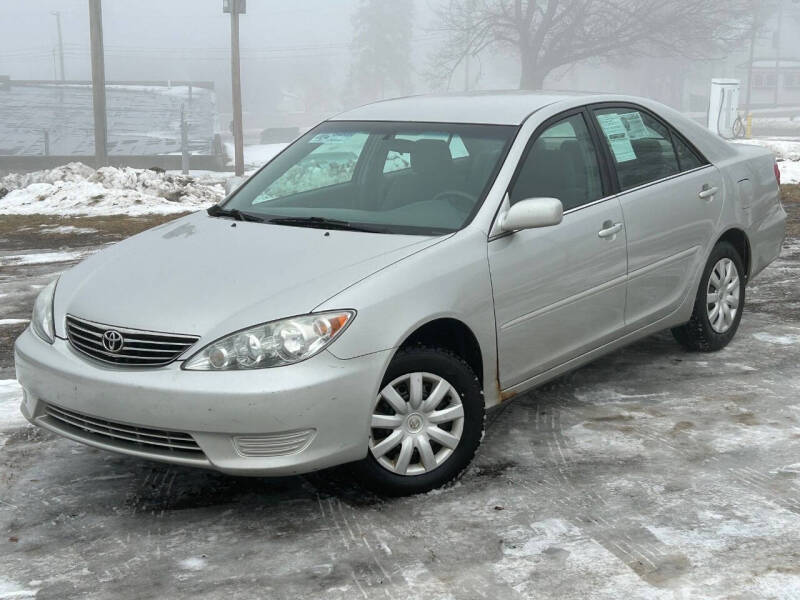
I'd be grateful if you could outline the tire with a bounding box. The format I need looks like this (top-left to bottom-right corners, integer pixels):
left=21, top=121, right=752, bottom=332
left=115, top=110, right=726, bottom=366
left=352, top=346, right=485, bottom=496
left=671, top=241, right=745, bottom=352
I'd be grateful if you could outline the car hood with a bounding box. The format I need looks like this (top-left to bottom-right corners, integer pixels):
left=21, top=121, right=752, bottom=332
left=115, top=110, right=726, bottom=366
left=55, top=212, right=443, bottom=340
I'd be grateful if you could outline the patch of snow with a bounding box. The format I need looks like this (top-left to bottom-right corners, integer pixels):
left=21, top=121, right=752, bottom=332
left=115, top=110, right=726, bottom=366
left=0, top=319, right=29, bottom=326
left=573, top=388, right=670, bottom=404
left=38, top=225, right=98, bottom=235
left=723, top=362, right=758, bottom=372
left=0, top=380, right=27, bottom=432
left=0, top=162, right=226, bottom=216
left=773, top=463, right=800, bottom=475
left=777, top=160, right=800, bottom=185
left=0, top=578, right=38, bottom=599
left=749, top=571, right=800, bottom=598
left=753, top=332, right=800, bottom=345
left=178, top=557, right=207, bottom=571
left=0, top=250, right=91, bottom=266
left=568, top=421, right=646, bottom=459
left=224, top=143, right=287, bottom=168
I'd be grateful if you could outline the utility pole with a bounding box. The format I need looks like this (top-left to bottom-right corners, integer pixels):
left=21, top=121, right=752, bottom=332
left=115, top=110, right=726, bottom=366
left=180, top=104, right=190, bottom=175
left=744, top=0, right=759, bottom=117
left=774, top=0, right=784, bottom=107
left=89, top=0, right=108, bottom=166
left=225, top=0, right=245, bottom=176
left=52, top=11, right=65, bottom=80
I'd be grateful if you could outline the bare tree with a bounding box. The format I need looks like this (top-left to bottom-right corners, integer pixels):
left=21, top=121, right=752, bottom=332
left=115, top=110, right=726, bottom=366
left=347, top=0, right=415, bottom=103
left=431, top=0, right=755, bottom=90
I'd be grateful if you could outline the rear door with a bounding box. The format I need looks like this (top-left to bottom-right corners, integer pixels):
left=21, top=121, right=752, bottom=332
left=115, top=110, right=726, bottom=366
left=488, top=109, right=628, bottom=389
left=590, top=105, right=724, bottom=331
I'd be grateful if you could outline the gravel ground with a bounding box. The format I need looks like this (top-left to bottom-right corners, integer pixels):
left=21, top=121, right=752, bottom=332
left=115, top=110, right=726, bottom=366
left=0, top=197, right=799, bottom=599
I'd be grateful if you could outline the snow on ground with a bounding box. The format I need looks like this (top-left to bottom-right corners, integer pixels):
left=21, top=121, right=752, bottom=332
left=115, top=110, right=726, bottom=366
left=733, top=137, right=800, bottom=184
left=0, top=578, right=38, bottom=599
left=224, top=142, right=287, bottom=168
left=0, top=163, right=226, bottom=216
left=0, top=319, right=29, bottom=327
left=37, top=225, right=98, bottom=235
left=0, top=379, right=26, bottom=432
left=0, top=249, right=94, bottom=267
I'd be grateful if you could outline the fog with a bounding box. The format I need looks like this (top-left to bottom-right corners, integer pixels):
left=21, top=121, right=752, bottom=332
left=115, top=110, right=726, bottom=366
left=1, top=0, right=796, bottom=170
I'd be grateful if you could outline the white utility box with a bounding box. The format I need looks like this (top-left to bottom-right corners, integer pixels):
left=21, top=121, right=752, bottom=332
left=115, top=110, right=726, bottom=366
left=708, top=79, right=741, bottom=138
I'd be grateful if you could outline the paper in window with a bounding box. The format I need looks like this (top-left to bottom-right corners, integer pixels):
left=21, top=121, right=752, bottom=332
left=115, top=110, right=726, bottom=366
left=596, top=113, right=637, bottom=163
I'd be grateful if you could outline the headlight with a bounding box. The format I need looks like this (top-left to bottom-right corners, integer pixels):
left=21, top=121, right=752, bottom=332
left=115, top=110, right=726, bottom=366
left=31, top=278, right=58, bottom=344
left=183, top=310, right=355, bottom=371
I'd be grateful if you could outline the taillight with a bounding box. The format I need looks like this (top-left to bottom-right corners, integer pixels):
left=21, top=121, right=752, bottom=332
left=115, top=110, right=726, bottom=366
left=774, top=162, right=782, bottom=185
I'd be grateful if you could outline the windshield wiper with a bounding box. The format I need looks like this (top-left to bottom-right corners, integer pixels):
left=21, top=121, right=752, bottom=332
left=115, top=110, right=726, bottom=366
left=206, top=205, right=266, bottom=223
left=267, top=216, right=387, bottom=233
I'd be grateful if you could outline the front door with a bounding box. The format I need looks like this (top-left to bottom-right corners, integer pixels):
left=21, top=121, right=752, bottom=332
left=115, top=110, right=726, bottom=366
left=488, top=111, right=628, bottom=389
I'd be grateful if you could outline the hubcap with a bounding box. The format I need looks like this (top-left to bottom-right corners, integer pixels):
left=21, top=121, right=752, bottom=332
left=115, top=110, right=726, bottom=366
left=369, top=372, right=465, bottom=477
left=706, top=258, right=740, bottom=334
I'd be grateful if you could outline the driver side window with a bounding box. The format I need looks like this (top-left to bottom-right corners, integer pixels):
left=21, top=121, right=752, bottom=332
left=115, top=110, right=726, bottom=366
left=510, top=113, right=604, bottom=212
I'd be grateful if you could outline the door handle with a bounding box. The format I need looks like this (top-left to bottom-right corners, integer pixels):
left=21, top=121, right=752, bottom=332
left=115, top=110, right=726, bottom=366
left=699, top=185, right=719, bottom=200
left=598, top=222, right=623, bottom=239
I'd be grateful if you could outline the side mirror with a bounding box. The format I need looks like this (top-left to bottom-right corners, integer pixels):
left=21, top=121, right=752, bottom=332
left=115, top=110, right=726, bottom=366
left=225, top=176, right=246, bottom=196
left=500, top=197, right=563, bottom=232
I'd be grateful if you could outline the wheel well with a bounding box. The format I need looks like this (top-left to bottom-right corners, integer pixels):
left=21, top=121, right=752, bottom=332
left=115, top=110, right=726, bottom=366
left=400, top=319, right=484, bottom=385
left=718, top=228, right=751, bottom=281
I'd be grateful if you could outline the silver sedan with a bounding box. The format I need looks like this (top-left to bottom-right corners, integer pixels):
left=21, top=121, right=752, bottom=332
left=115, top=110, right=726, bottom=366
left=15, top=92, right=787, bottom=495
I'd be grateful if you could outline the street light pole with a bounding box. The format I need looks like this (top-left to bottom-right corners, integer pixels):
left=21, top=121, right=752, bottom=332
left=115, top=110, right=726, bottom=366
left=774, top=0, right=784, bottom=107
left=744, top=0, right=759, bottom=117
left=228, top=0, right=245, bottom=176
left=52, top=11, right=65, bottom=81
left=88, top=0, right=108, bottom=166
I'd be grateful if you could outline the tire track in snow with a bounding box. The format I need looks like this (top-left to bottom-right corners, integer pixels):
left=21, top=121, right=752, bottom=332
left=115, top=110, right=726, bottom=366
left=313, top=493, right=397, bottom=599
left=528, top=397, right=690, bottom=587
left=616, top=414, right=800, bottom=521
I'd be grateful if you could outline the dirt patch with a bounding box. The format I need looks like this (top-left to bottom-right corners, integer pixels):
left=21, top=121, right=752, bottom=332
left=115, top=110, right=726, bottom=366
left=670, top=421, right=695, bottom=435
left=780, top=184, right=800, bottom=237
left=734, top=412, right=759, bottom=426
left=0, top=213, right=189, bottom=252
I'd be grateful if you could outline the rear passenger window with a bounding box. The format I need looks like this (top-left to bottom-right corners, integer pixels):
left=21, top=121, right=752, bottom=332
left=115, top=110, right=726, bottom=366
left=672, top=132, right=706, bottom=171
left=510, top=113, right=604, bottom=212
left=594, top=108, right=679, bottom=191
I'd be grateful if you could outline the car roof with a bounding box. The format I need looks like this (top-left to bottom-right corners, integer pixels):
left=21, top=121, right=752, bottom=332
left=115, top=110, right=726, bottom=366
left=330, top=91, right=582, bottom=126
left=329, top=90, right=737, bottom=163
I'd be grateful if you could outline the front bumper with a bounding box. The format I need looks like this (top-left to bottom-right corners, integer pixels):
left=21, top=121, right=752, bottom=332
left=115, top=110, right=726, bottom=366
left=14, top=328, right=391, bottom=476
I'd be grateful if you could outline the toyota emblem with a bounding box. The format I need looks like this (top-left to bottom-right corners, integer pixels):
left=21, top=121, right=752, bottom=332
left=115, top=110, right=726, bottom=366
left=102, top=330, right=124, bottom=353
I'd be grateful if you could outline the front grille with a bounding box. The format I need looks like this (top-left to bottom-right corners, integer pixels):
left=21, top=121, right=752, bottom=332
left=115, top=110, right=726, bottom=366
left=66, top=315, right=199, bottom=367
left=44, top=403, right=205, bottom=458
left=233, top=429, right=316, bottom=457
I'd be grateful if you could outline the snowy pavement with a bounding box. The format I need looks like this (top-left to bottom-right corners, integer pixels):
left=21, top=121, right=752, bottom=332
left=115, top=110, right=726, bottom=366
left=0, top=210, right=799, bottom=598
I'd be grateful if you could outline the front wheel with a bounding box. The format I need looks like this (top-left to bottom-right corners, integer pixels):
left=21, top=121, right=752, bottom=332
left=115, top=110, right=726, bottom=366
left=671, top=241, right=745, bottom=352
left=352, top=346, right=484, bottom=496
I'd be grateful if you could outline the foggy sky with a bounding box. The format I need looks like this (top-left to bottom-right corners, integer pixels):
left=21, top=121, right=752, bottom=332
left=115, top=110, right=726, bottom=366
left=0, top=1, right=448, bottom=117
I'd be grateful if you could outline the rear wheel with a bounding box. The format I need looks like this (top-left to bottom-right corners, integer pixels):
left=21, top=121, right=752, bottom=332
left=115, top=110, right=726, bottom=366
left=671, top=241, right=745, bottom=352
left=352, top=346, right=484, bottom=496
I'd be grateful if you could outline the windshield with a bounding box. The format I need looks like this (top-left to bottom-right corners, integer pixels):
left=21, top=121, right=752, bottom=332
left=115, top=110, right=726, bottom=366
left=223, top=121, right=516, bottom=235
